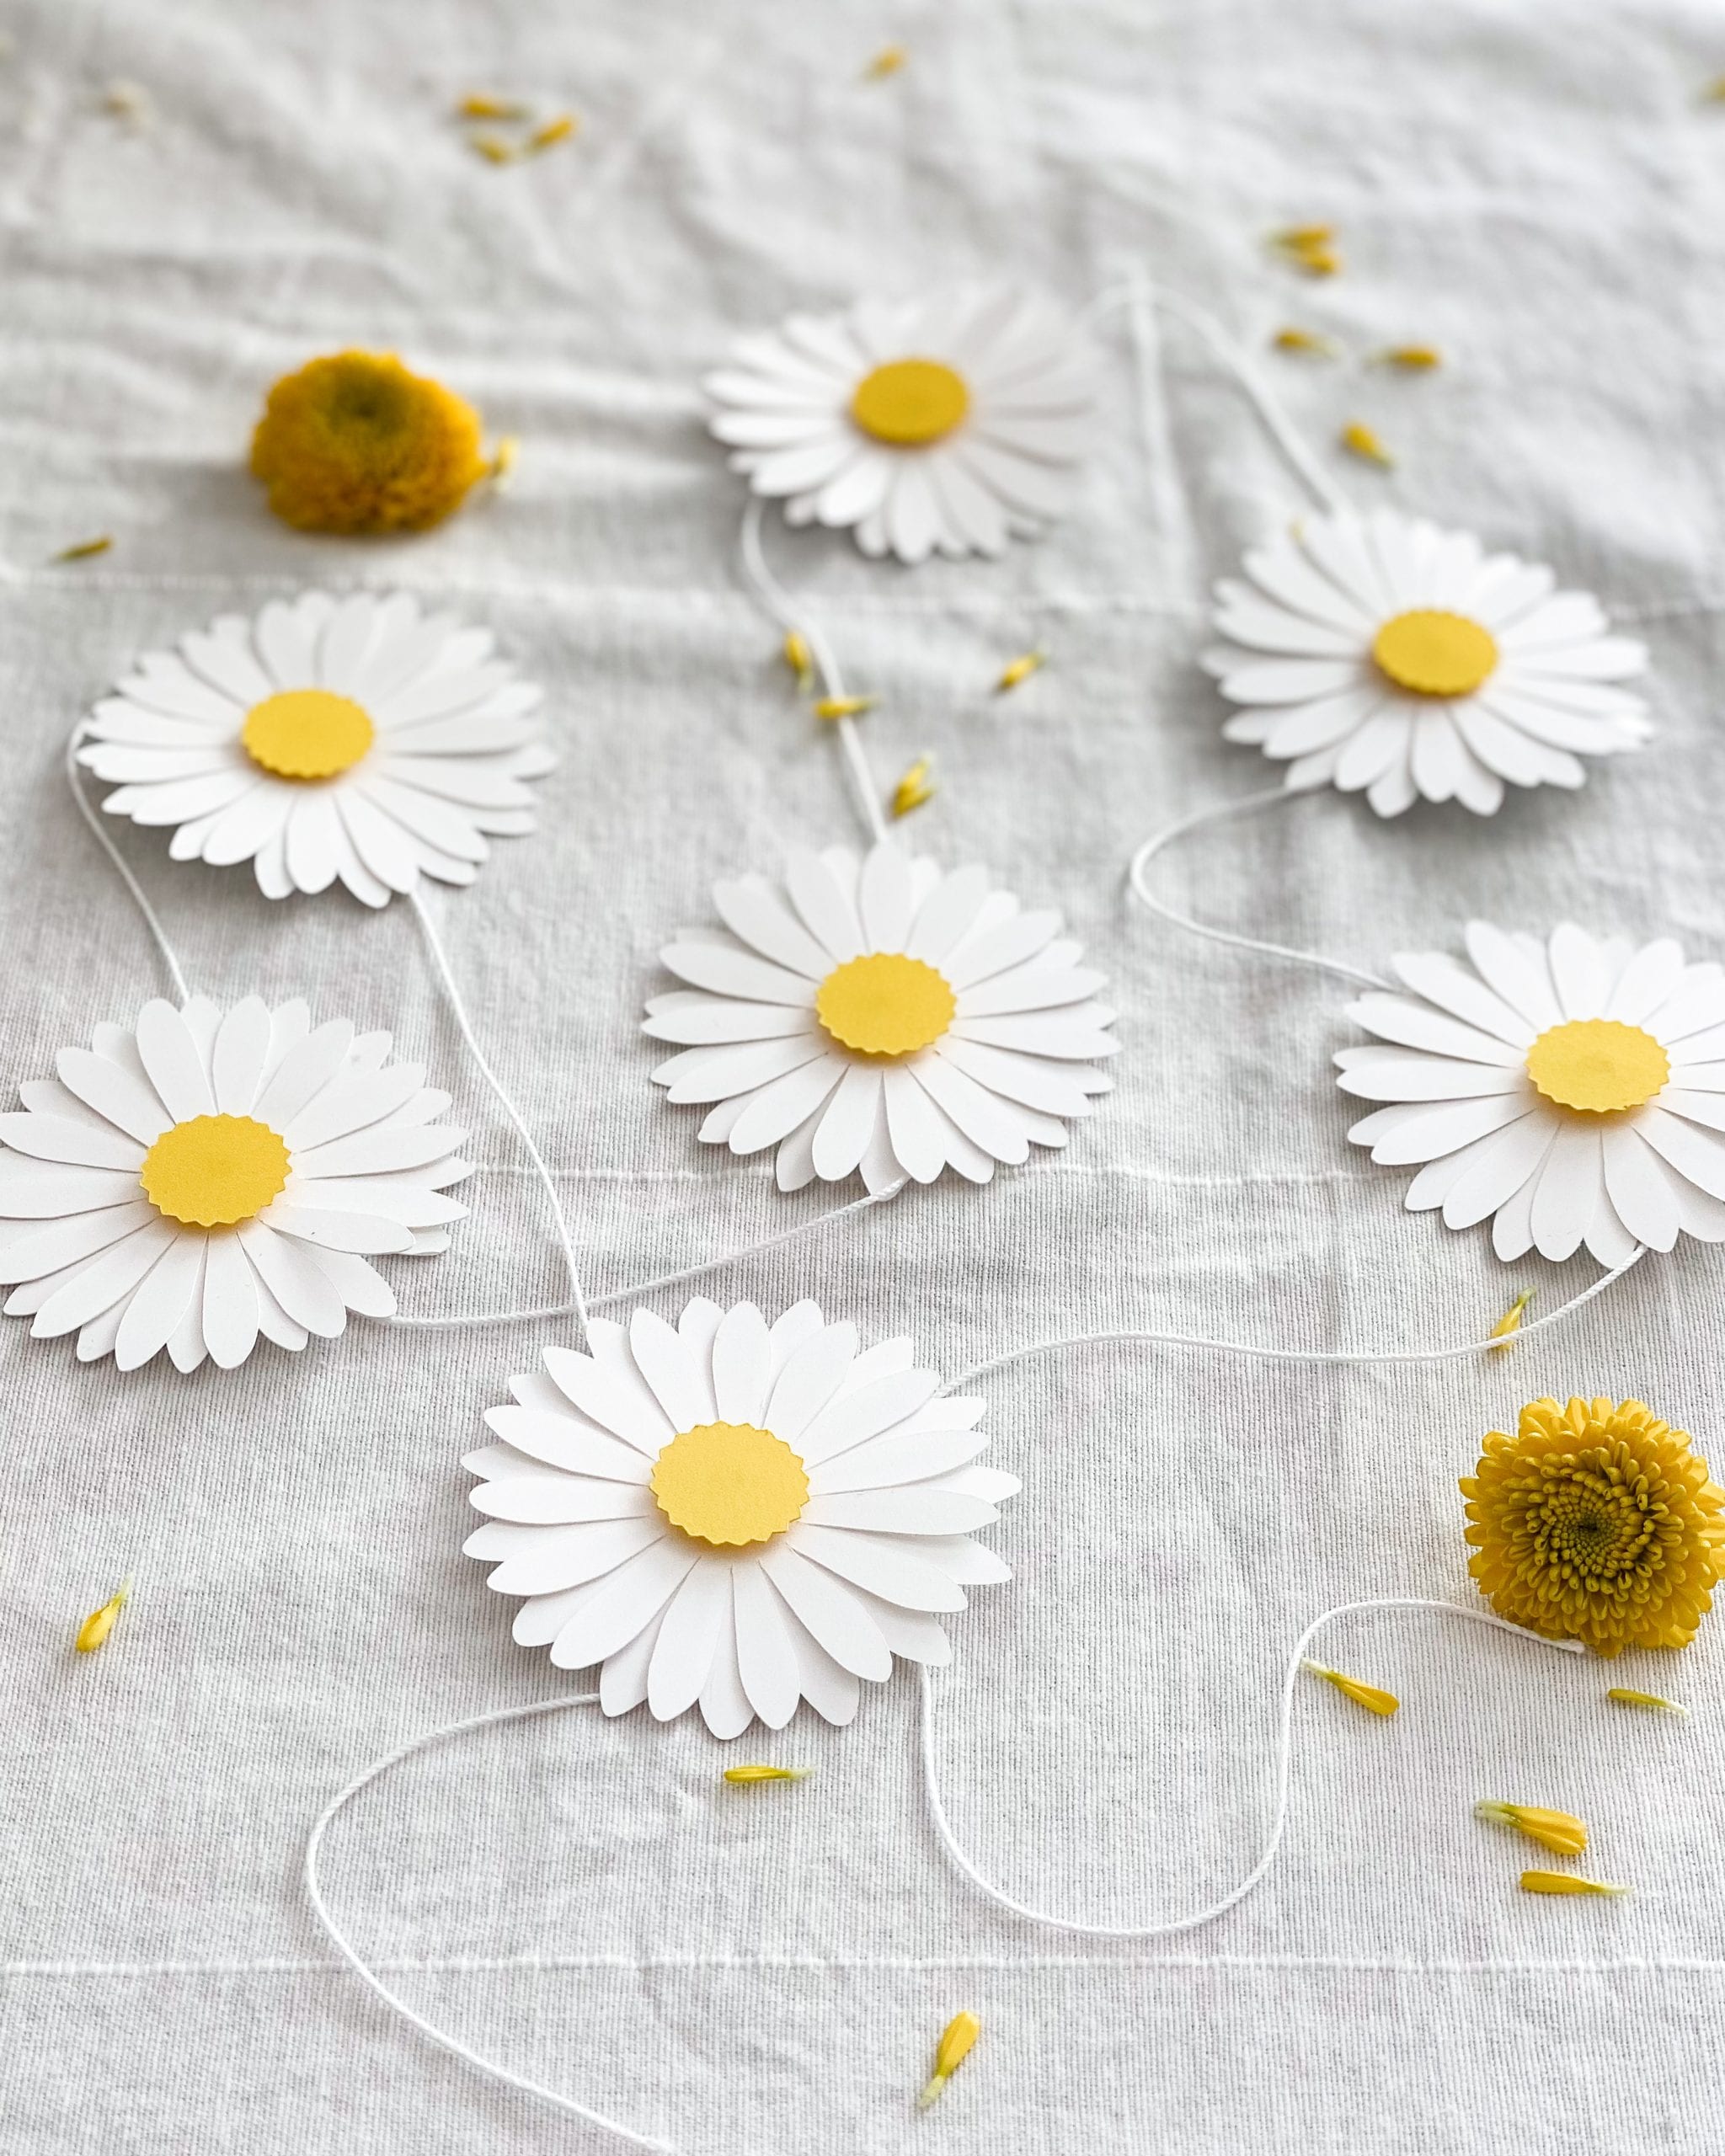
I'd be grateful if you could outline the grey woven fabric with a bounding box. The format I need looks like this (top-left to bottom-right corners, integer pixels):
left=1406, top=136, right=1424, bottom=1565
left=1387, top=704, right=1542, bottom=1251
left=3, top=3, right=1722, bottom=2150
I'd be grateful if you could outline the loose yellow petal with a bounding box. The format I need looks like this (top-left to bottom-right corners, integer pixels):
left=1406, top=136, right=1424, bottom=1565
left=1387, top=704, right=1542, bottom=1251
left=1274, top=224, right=1335, bottom=250
left=76, top=1582, right=129, bottom=1655
left=891, top=760, right=935, bottom=819
left=489, top=435, right=520, bottom=483
left=1272, top=328, right=1338, bottom=357
left=102, top=80, right=152, bottom=124
left=995, top=648, right=1048, bottom=691
left=864, top=45, right=908, bottom=79
left=1340, top=420, right=1392, bottom=467
left=1705, top=76, right=1725, bottom=103
left=1377, top=344, right=1443, bottom=371
left=526, top=114, right=578, bottom=153
left=1606, top=1686, right=1690, bottom=1718
left=53, top=535, right=113, bottom=562
left=1475, top=1801, right=1588, bottom=1857
left=918, top=2010, right=980, bottom=2108
left=469, top=132, right=517, bottom=164
left=1301, top=1660, right=1398, bottom=1717
left=814, top=694, right=879, bottom=721
left=1519, top=1870, right=1629, bottom=1898
left=456, top=94, right=528, bottom=121
left=782, top=630, right=815, bottom=692
left=1487, top=1289, right=1534, bottom=1352
left=722, top=1764, right=811, bottom=1785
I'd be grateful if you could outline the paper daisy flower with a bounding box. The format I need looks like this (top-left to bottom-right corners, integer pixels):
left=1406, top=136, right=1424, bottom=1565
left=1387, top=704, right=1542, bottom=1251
left=1338, top=921, right=1725, bottom=1265
left=0, top=996, right=469, bottom=1370
left=1203, top=510, right=1649, bottom=815
left=1462, top=1396, right=1725, bottom=1654
left=704, top=288, right=1094, bottom=563
left=644, top=840, right=1118, bottom=1194
left=464, top=1297, right=1016, bottom=1736
left=79, top=590, right=554, bottom=905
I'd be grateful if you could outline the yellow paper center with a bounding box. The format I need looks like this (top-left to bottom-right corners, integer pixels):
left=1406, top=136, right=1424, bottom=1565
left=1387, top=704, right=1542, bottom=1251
left=1525, top=1019, right=1670, bottom=1114
left=815, top=952, right=957, bottom=1057
left=1370, top=610, right=1499, bottom=697
left=139, top=1113, right=291, bottom=1227
left=241, top=689, right=376, bottom=780
left=851, top=359, right=970, bottom=446
left=650, top=1422, right=810, bottom=1548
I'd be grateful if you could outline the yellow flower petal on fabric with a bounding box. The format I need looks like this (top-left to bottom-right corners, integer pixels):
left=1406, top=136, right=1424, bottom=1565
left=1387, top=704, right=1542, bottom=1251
left=468, top=131, right=517, bottom=163
left=250, top=351, right=489, bottom=535
left=1487, top=1289, right=1535, bottom=1352
left=1475, top=1801, right=1588, bottom=1857
left=918, top=2011, right=980, bottom=2108
left=456, top=93, right=529, bottom=120
left=864, top=45, right=908, bottom=78
left=1377, top=344, right=1443, bottom=371
left=1301, top=1660, right=1398, bottom=1716
left=813, top=694, right=879, bottom=721
left=722, top=1764, right=812, bottom=1785
left=489, top=434, right=520, bottom=483
left=76, top=1582, right=129, bottom=1655
left=102, top=80, right=152, bottom=125
left=782, top=630, right=815, bottom=692
left=1340, top=420, right=1392, bottom=467
left=891, top=759, right=936, bottom=819
left=995, top=648, right=1048, bottom=691
left=526, top=114, right=578, bottom=153
left=1461, top=1397, right=1725, bottom=1655
left=1272, top=328, right=1338, bottom=357
left=1519, top=1870, right=1628, bottom=1898
left=53, top=535, right=112, bottom=562
left=1605, top=1686, right=1690, bottom=1717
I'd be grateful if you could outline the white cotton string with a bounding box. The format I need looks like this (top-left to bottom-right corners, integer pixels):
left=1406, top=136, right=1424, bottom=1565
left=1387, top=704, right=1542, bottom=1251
left=1127, top=783, right=1393, bottom=991
left=737, top=496, right=890, bottom=846
left=944, top=1242, right=1643, bottom=1390
left=917, top=1599, right=1584, bottom=1944
left=63, top=717, right=193, bottom=1006
left=305, top=1692, right=676, bottom=2156
left=407, top=889, right=593, bottom=1348
left=389, top=1177, right=905, bottom=1332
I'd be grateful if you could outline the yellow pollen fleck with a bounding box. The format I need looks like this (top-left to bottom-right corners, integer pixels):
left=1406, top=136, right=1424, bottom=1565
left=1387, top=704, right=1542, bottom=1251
left=865, top=45, right=908, bottom=78
left=75, top=1581, right=129, bottom=1655
left=918, top=2011, right=981, bottom=2109
left=469, top=131, right=517, bottom=163
left=1605, top=1687, right=1690, bottom=1716
left=1487, top=1289, right=1535, bottom=1352
left=1340, top=419, right=1391, bottom=466
left=1301, top=1660, right=1398, bottom=1717
left=816, top=952, right=956, bottom=1058
left=1378, top=344, right=1443, bottom=371
left=995, top=648, right=1048, bottom=691
left=1525, top=1019, right=1669, bottom=1116
left=456, top=94, right=529, bottom=120
left=722, top=1764, right=813, bottom=1785
left=891, top=759, right=936, bottom=819
left=526, top=113, right=578, bottom=152
left=140, top=1114, right=291, bottom=1229
left=242, top=689, right=375, bottom=781
left=489, top=435, right=519, bottom=483
left=782, top=630, right=815, bottom=691
left=813, top=694, right=879, bottom=721
left=1475, top=1801, right=1589, bottom=1857
left=53, top=535, right=113, bottom=562
left=650, top=1422, right=809, bottom=1548
left=1519, top=1870, right=1629, bottom=1899
left=1272, top=327, right=1339, bottom=357
left=102, top=80, right=152, bottom=124
left=851, top=359, right=970, bottom=446
left=1371, top=609, right=1498, bottom=696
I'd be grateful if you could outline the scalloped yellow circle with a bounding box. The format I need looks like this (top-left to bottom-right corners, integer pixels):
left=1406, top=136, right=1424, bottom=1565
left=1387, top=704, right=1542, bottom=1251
left=242, top=689, right=376, bottom=780
left=651, top=1422, right=809, bottom=1547
left=851, top=359, right=970, bottom=446
left=816, top=953, right=956, bottom=1057
left=1526, top=1018, right=1669, bottom=1114
left=1372, top=610, right=1498, bottom=698
left=140, top=1113, right=291, bottom=1226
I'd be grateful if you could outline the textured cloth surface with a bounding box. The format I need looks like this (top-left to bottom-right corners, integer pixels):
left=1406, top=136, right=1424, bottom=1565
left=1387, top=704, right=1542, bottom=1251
left=3, top=3, right=1724, bottom=2152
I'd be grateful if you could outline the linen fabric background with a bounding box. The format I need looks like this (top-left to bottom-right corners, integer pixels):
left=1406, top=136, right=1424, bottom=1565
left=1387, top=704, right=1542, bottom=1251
left=3, top=3, right=1723, bottom=2151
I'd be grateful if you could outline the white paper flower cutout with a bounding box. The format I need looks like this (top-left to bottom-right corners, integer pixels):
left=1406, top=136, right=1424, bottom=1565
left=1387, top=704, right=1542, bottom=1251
left=1338, top=922, right=1725, bottom=1265
left=644, top=841, right=1118, bottom=1194
left=465, top=1298, right=1015, bottom=1737
left=79, top=591, right=555, bottom=905
left=0, top=996, right=470, bottom=1369
left=1203, top=511, right=1650, bottom=816
left=704, top=288, right=1094, bottom=563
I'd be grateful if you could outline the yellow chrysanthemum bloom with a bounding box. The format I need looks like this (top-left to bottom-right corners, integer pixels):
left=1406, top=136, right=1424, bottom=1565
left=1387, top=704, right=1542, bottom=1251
left=250, top=352, right=488, bottom=535
left=1461, top=1397, right=1725, bottom=1656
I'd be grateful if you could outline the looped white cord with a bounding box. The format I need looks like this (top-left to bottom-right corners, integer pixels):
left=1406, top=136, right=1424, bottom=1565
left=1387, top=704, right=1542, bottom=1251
left=305, top=1692, right=675, bottom=2155
left=944, top=1242, right=1643, bottom=1390
left=738, top=497, right=890, bottom=846
left=64, top=718, right=192, bottom=1005
left=917, top=1599, right=1584, bottom=1944
left=1128, top=784, right=1393, bottom=991
left=407, top=890, right=593, bottom=1348
left=389, top=1177, right=905, bottom=1331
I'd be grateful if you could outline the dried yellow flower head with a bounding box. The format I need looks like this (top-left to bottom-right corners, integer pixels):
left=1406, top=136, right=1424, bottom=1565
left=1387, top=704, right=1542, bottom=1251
left=1461, top=1397, right=1725, bottom=1655
left=1475, top=1800, right=1587, bottom=1857
left=250, top=351, right=489, bottom=535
